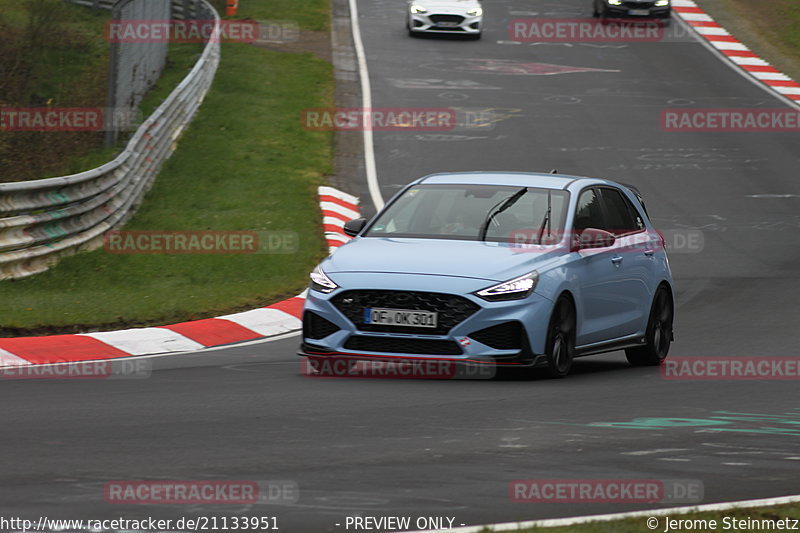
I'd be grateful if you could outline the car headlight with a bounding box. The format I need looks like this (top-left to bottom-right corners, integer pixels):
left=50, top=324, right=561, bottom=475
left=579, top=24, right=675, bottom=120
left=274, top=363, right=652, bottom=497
left=655, top=0, right=670, bottom=5
left=410, top=4, right=428, bottom=14
left=310, top=264, right=338, bottom=293
left=475, top=271, right=538, bottom=301
left=608, top=0, right=623, bottom=5
left=467, top=7, right=482, bottom=16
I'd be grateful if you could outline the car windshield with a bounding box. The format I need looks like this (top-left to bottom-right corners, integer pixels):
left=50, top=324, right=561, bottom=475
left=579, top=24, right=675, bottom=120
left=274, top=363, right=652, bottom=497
left=364, top=184, right=569, bottom=243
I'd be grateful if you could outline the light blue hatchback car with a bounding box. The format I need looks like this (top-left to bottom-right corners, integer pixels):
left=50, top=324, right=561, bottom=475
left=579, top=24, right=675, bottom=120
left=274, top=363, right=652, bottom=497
left=300, top=172, right=674, bottom=378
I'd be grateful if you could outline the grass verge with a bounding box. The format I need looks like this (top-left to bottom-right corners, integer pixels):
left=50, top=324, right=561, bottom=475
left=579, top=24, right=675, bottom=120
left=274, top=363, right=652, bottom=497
left=210, top=0, right=329, bottom=31
left=0, top=0, right=110, bottom=182
left=693, top=0, right=800, bottom=85
left=496, top=502, right=800, bottom=532
left=0, top=1, right=333, bottom=335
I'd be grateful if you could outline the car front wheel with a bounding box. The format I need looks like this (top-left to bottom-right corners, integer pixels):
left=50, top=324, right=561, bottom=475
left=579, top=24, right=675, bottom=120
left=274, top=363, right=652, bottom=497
left=626, top=286, right=673, bottom=366
left=545, top=296, right=576, bottom=378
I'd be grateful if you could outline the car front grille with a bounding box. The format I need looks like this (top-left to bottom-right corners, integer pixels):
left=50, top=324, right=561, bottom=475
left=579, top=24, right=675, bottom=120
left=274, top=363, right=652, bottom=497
left=344, top=335, right=463, bottom=356
left=303, top=311, right=341, bottom=340
left=468, top=322, right=523, bottom=350
left=331, top=290, right=480, bottom=335
left=430, top=14, right=465, bottom=25
left=622, top=1, right=656, bottom=8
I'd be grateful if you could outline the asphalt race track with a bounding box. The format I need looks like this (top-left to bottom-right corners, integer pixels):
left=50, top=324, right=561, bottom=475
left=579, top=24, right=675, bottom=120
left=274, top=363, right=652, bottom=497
left=2, top=0, right=800, bottom=531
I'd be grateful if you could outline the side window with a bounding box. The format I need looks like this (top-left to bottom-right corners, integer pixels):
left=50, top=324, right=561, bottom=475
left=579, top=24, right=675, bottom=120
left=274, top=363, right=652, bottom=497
left=600, top=188, right=644, bottom=235
left=574, top=188, right=605, bottom=232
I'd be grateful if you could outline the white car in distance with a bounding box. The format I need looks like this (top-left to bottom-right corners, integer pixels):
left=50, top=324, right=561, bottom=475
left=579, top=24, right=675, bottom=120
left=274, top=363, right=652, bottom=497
left=407, top=0, right=483, bottom=39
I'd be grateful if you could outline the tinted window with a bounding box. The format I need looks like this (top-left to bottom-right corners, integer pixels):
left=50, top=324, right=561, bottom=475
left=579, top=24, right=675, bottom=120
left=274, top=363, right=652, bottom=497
left=600, top=188, right=644, bottom=235
left=573, top=189, right=604, bottom=232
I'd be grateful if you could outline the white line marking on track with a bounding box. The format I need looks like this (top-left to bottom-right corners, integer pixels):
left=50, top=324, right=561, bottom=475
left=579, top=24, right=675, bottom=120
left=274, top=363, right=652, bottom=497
left=348, top=0, right=384, bottom=211
left=405, top=494, right=800, bottom=532
left=622, top=448, right=689, bottom=456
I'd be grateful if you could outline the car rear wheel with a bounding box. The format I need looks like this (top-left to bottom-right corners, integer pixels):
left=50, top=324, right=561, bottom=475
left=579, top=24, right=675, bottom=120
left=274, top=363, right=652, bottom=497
left=545, top=297, right=576, bottom=378
left=625, top=286, right=673, bottom=366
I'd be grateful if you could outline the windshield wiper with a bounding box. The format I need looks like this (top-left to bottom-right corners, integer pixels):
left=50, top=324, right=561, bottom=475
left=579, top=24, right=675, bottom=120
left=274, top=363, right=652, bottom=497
left=536, top=189, right=552, bottom=244
left=479, top=187, right=527, bottom=241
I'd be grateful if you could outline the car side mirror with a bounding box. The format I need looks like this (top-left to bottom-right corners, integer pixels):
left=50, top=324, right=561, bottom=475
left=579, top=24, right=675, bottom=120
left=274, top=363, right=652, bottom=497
left=343, top=218, right=367, bottom=237
left=572, top=228, right=616, bottom=251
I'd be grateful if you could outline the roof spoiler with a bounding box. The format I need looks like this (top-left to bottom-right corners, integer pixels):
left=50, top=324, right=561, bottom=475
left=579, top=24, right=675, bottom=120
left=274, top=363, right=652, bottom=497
left=619, top=182, right=642, bottom=197
left=619, top=182, right=649, bottom=216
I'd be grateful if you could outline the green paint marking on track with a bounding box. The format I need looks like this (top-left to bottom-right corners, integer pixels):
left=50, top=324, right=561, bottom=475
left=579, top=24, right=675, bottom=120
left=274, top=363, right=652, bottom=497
left=589, top=410, right=800, bottom=436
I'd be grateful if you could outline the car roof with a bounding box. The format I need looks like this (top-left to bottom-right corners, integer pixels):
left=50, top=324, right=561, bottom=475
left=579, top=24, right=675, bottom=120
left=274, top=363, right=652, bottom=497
left=415, top=171, right=624, bottom=193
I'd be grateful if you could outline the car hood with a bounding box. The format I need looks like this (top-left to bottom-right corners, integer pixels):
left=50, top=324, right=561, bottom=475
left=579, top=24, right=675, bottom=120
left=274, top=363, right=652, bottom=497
left=324, top=237, right=560, bottom=282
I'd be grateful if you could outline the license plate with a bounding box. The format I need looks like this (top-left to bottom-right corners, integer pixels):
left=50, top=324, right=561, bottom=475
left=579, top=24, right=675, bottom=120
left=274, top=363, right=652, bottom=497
left=629, top=8, right=650, bottom=15
left=437, top=21, right=459, bottom=27
left=364, top=308, right=438, bottom=328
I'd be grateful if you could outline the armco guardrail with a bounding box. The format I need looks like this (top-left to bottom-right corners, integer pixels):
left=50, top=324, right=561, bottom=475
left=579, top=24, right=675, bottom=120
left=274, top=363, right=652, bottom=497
left=65, top=0, right=208, bottom=20
left=0, top=0, right=220, bottom=280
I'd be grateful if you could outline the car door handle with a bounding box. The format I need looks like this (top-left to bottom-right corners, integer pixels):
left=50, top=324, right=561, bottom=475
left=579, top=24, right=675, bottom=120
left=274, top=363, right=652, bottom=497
left=644, top=249, right=655, bottom=257
left=611, top=255, right=623, bottom=265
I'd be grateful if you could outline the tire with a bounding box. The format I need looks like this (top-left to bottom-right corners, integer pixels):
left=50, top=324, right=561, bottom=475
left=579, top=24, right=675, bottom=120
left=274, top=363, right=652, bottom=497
left=592, top=0, right=601, bottom=17
left=625, top=286, right=673, bottom=366
left=544, top=297, right=576, bottom=378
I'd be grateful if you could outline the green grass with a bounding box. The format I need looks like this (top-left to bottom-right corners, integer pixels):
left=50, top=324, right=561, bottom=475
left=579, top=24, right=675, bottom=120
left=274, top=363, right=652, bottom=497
left=0, top=0, right=111, bottom=181
left=0, top=0, right=110, bottom=100
left=505, top=503, right=800, bottom=533
left=214, top=0, right=329, bottom=32
left=695, top=0, right=800, bottom=84
left=729, top=0, right=800, bottom=55
left=0, top=34, right=333, bottom=333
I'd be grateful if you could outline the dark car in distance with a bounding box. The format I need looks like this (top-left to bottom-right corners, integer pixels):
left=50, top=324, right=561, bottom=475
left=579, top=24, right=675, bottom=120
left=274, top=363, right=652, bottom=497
left=593, top=0, right=672, bottom=24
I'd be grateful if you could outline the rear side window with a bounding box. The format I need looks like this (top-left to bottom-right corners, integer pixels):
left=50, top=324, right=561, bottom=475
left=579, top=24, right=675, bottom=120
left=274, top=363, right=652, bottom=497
left=600, top=188, right=644, bottom=235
